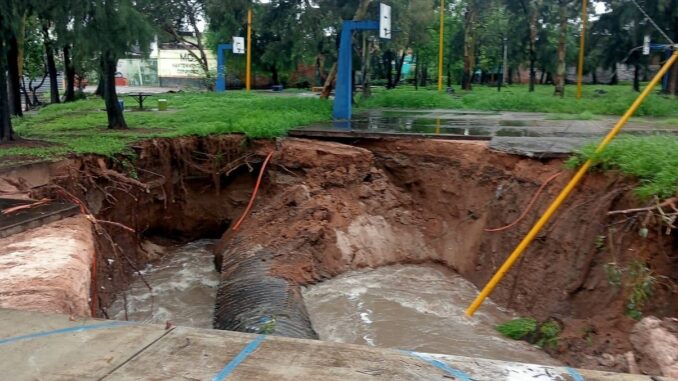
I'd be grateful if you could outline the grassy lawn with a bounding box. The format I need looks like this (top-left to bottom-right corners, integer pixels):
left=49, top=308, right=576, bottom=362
left=3, top=92, right=332, bottom=161
left=568, top=135, right=678, bottom=199
left=357, top=84, right=678, bottom=117
left=2, top=84, right=677, bottom=166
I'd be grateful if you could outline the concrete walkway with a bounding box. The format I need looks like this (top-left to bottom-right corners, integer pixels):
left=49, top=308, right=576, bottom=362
left=289, top=109, right=678, bottom=158
left=0, top=308, right=671, bottom=381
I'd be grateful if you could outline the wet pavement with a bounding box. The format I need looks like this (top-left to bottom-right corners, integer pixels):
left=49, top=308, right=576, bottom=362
left=289, top=109, right=678, bottom=157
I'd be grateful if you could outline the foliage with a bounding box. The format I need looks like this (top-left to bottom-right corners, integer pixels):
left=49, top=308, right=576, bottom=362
left=536, top=320, right=561, bottom=349
left=496, top=318, right=537, bottom=340
left=603, top=261, right=656, bottom=320
left=566, top=135, right=678, bottom=199
left=496, top=317, right=561, bottom=348
left=359, top=85, right=678, bottom=117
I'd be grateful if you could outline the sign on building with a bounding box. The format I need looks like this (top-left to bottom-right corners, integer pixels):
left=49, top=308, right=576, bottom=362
left=157, top=50, right=217, bottom=78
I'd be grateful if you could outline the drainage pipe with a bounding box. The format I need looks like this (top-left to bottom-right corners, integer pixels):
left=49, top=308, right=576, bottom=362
left=466, top=49, right=678, bottom=317
left=214, top=243, right=318, bottom=339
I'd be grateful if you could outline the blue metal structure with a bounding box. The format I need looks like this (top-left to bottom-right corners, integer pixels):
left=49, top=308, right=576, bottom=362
left=216, top=44, right=233, bottom=92
left=332, top=20, right=379, bottom=120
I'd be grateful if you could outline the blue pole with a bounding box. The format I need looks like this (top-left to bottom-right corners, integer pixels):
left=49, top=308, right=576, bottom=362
left=216, top=44, right=233, bottom=92
left=332, top=21, right=379, bottom=121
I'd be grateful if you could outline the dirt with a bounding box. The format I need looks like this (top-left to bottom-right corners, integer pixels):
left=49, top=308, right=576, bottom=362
left=1, top=135, right=676, bottom=375
left=216, top=138, right=677, bottom=374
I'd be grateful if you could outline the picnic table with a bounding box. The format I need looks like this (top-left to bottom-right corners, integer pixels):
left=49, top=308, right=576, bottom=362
left=126, top=92, right=154, bottom=110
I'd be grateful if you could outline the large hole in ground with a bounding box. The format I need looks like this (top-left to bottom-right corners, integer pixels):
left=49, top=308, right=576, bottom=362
left=32, top=135, right=677, bottom=375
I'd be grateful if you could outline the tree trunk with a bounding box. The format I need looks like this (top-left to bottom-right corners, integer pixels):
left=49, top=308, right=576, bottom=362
left=63, top=45, right=76, bottom=102
left=384, top=51, right=394, bottom=89
left=271, top=65, right=279, bottom=85
left=462, top=7, right=476, bottom=91
left=553, top=0, right=567, bottom=97
left=321, top=63, right=336, bottom=99
left=633, top=63, right=640, bottom=92
left=361, top=34, right=371, bottom=98
left=528, top=0, right=540, bottom=92
left=0, top=40, right=14, bottom=143
left=668, top=61, right=678, bottom=96
left=592, top=70, right=597, bottom=84
left=414, top=52, right=419, bottom=90
left=102, top=54, right=126, bottom=129
left=42, top=25, right=60, bottom=104
left=7, top=34, right=23, bottom=117
left=447, top=63, right=452, bottom=88
left=392, top=50, right=406, bottom=89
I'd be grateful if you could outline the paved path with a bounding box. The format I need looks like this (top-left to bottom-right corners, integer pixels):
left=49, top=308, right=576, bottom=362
left=0, top=308, right=671, bottom=381
left=290, top=109, right=678, bottom=157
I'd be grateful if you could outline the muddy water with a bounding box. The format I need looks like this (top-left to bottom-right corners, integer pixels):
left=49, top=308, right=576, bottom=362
left=303, top=264, right=558, bottom=365
left=108, top=240, right=219, bottom=329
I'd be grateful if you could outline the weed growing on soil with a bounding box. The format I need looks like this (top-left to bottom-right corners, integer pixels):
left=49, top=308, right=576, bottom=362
left=567, top=135, right=678, bottom=199
left=603, top=261, right=656, bottom=320
left=496, top=318, right=537, bottom=340
left=496, top=318, right=561, bottom=348
left=536, top=320, right=561, bottom=349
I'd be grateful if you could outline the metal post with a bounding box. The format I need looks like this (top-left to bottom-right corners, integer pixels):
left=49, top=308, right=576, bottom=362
left=502, top=37, right=508, bottom=85
left=438, top=0, right=445, bottom=92
left=576, top=0, right=588, bottom=99
left=466, top=50, right=678, bottom=317
left=332, top=20, right=379, bottom=120
left=216, top=44, right=232, bottom=93
left=246, top=8, right=253, bottom=93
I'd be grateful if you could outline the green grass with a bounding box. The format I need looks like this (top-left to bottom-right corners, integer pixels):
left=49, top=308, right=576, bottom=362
left=359, top=84, right=678, bottom=118
left=495, top=318, right=537, bottom=340
left=5, top=92, right=332, bottom=160
left=496, top=317, right=561, bottom=349
left=4, top=84, right=677, bottom=163
left=567, top=135, right=678, bottom=199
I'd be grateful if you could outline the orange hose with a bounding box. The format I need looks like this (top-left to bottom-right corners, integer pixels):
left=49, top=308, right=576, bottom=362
left=484, top=171, right=562, bottom=232
left=232, top=152, right=274, bottom=231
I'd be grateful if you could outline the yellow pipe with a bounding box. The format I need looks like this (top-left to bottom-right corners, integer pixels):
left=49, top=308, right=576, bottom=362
left=466, top=49, right=678, bottom=317
left=246, top=8, right=253, bottom=93
left=437, top=0, right=445, bottom=92
left=576, top=0, right=588, bottom=99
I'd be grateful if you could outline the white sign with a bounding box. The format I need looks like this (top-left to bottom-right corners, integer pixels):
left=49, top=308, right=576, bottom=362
left=158, top=49, right=216, bottom=78
left=233, top=37, right=245, bottom=54
left=380, top=3, right=391, bottom=39
left=642, top=35, right=650, bottom=55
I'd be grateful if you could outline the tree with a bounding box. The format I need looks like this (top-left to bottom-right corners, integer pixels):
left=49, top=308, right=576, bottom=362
left=78, top=0, right=153, bottom=129
left=147, top=0, right=214, bottom=90
left=21, top=16, right=49, bottom=110
left=0, top=0, right=18, bottom=142
left=553, top=0, right=569, bottom=96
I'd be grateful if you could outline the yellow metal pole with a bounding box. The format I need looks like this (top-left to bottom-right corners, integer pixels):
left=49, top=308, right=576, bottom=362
left=466, top=50, right=678, bottom=317
left=437, top=0, right=445, bottom=92
left=576, top=0, right=588, bottom=99
left=246, top=8, right=253, bottom=93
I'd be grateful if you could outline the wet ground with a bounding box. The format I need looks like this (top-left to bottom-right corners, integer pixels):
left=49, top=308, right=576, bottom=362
left=289, top=109, right=676, bottom=157
left=303, top=264, right=558, bottom=365
left=108, top=240, right=219, bottom=328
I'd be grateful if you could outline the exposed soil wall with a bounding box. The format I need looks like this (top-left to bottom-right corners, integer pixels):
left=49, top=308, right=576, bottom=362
left=2, top=135, right=675, bottom=375
left=214, top=138, right=677, bottom=374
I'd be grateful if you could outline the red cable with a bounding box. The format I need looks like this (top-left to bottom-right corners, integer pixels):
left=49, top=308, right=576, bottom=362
left=232, top=152, right=274, bottom=231
left=484, top=171, right=562, bottom=233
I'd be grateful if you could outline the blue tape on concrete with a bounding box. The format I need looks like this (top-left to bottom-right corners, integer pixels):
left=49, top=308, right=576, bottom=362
left=566, top=367, right=585, bottom=381
left=211, top=334, right=267, bottom=381
left=0, top=321, right=133, bottom=346
left=407, top=351, right=474, bottom=381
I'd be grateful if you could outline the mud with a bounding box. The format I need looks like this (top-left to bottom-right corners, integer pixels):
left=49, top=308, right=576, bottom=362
left=1, top=135, right=676, bottom=375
